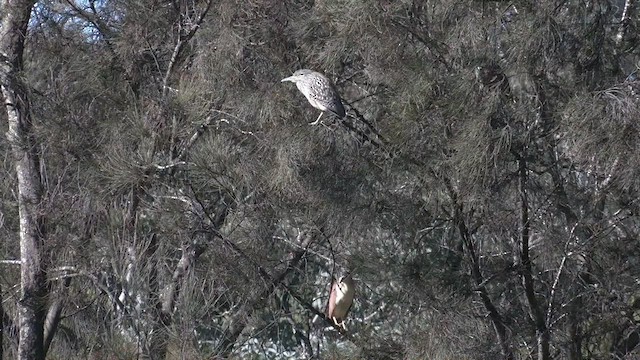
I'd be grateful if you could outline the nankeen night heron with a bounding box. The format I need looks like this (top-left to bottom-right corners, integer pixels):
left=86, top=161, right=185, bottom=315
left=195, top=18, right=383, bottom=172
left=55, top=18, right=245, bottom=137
left=326, top=272, right=355, bottom=331
left=281, top=69, right=346, bottom=125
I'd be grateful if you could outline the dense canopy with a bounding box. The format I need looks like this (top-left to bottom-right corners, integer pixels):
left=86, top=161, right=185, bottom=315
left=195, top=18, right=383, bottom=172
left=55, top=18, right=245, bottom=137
left=1, top=0, right=640, bottom=359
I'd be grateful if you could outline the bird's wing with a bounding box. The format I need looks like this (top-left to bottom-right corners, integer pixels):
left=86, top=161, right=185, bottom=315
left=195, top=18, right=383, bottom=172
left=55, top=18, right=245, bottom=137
left=317, top=86, right=345, bottom=118
left=340, top=278, right=355, bottom=320
left=343, top=293, right=354, bottom=320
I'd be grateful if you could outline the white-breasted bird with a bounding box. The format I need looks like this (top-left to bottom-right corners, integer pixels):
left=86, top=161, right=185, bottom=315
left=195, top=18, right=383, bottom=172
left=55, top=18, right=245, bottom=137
left=325, top=272, right=355, bottom=331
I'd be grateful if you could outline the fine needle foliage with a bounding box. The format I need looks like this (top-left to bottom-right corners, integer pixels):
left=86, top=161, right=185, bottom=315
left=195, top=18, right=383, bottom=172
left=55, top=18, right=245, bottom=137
left=1, top=0, right=640, bottom=359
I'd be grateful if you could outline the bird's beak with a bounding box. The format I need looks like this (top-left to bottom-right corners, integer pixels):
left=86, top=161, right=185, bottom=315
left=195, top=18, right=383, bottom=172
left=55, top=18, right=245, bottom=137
left=281, top=76, right=294, bottom=83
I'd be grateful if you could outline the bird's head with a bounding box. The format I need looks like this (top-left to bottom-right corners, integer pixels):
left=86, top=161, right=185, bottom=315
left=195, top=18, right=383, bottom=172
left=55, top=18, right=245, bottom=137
left=338, top=271, right=353, bottom=285
left=281, top=69, right=314, bottom=83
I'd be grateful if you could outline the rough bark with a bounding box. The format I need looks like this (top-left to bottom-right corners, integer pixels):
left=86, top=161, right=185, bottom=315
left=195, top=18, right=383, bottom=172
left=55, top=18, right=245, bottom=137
left=0, top=0, right=46, bottom=359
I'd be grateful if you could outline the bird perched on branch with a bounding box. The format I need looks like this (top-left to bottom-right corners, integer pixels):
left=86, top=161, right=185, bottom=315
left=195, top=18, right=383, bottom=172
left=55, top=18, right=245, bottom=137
left=325, top=271, right=355, bottom=331
left=281, top=69, right=346, bottom=125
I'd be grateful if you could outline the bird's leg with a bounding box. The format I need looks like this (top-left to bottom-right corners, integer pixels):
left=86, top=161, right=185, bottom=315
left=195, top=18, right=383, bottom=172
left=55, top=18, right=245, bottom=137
left=339, top=321, right=347, bottom=332
left=309, top=112, right=324, bottom=125
left=331, top=317, right=347, bottom=332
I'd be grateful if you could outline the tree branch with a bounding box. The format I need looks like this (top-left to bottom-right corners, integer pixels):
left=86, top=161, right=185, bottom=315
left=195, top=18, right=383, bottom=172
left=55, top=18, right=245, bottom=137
left=212, top=228, right=315, bottom=356
left=517, top=157, right=549, bottom=360
left=444, top=176, right=513, bottom=359
left=615, top=0, right=636, bottom=47
left=43, top=277, right=72, bottom=355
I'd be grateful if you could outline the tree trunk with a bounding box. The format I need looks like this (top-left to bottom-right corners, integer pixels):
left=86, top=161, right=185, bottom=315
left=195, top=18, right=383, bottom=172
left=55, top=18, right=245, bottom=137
left=0, top=1, right=46, bottom=359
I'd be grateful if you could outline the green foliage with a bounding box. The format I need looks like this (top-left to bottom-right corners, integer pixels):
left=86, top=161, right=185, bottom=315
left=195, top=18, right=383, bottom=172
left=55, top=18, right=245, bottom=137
left=2, top=0, right=640, bottom=359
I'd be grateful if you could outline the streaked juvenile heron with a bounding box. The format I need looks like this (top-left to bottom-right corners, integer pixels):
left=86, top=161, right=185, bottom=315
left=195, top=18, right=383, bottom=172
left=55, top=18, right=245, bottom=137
left=281, top=69, right=346, bottom=125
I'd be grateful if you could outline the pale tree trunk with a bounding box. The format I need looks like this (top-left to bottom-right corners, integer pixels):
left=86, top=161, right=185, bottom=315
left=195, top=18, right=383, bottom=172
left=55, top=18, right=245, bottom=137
left=0, top=0, right=46, bottom=359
